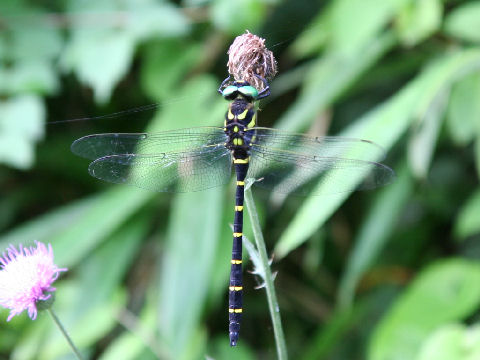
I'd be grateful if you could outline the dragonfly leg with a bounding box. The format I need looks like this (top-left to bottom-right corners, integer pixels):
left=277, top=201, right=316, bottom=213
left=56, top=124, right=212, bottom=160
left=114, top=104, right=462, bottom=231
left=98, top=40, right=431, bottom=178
left=218, top=76, right=232, bottom=95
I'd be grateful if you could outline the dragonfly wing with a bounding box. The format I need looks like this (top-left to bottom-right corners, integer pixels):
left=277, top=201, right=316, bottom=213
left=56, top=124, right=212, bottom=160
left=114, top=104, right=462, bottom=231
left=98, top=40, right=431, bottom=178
left=71, top=127, right=227, bottom=160
left=248, top=145, right=395, bottom=196
left=88, top=144, right=232, bottom=192
left=250, top=127, right=387, bottom=162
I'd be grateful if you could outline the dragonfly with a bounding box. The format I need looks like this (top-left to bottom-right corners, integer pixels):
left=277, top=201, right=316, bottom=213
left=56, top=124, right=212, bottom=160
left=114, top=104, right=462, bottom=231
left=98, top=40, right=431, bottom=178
left=71, top=75, right=395, bottom=346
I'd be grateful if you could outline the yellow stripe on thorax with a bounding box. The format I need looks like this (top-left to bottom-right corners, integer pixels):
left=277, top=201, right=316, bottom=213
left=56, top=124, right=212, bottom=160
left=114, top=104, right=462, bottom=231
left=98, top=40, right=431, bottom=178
left=233, top=158, right=249, bottom=164
left=235, top=205, right=243, bottom=211
left=229, top=286, right=243, bottom=291
left=247, top=113, right=257, bottom=128
left=233, top=232, right=243, bottom=237
left=237, top=108, right=249, bottom=120
left=231, top=259, right=242, bottom=264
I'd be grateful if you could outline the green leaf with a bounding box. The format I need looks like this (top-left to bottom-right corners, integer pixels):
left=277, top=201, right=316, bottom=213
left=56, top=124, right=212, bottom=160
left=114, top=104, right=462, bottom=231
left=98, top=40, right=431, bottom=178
left=276, top=32, right=395, bottom=132
left=396, top=0, right=442, bottom=46
left=289, top=11, right=329, bottom=57
left=476, top=138, right=480, bottom=179
left=0, top=186, right=152, bottom=268
left=275, top=49, right=480, bottom=258
left=148, top=75, right=225, bottom=132
left=0, top=61, right=59, bottom=96
left=6, top=25, right=63, bottom=62
left=416, top=323, right=480, bottom=360
left=446, top=72, right=480, bottom=145
left=51, top=187, right=151, bottom=267
left=0, top=95, right=44, bottom=169
left=338, top=164, right=414, bottom=308
left=368, top=259, right=480, bottom=360
left=274, top=57, right=417, bottom=257
left=454, top=188, right=480, bottom=239
left=158, top=188, right=224, bottom=358
left=121, top=0, right=190, bottom=39
left=140, top=41, right=202, bottom=100
left=60, top=28, right=135, bottom=104
left=327, top=0, right=407, bottom=55
left=444, top=2, right=480, bottom=43
left=407, top=88, right=448, bottom=179
left=211, top=0, right=267, bottom=35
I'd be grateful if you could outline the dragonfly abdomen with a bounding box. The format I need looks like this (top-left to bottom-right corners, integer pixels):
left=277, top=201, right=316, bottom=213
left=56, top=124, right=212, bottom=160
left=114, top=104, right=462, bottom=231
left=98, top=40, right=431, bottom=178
left=229, top=159, right=249, bottom=346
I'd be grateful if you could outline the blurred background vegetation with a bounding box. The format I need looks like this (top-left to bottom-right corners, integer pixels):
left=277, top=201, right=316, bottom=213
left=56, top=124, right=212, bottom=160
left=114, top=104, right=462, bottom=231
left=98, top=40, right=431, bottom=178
left=1, top=0, right=480, bottom=359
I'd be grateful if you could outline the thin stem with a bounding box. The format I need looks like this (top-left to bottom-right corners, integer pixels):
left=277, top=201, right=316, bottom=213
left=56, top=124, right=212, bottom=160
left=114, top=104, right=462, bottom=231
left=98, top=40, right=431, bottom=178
left=244, top=181, right=288, bottom=360
left=47, top=308, right=84, bottom=360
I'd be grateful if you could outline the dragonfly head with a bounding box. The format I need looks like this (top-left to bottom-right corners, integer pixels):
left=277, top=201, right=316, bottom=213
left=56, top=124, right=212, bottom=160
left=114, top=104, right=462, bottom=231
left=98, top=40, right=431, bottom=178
left=222, top=81, right=259, bottom=101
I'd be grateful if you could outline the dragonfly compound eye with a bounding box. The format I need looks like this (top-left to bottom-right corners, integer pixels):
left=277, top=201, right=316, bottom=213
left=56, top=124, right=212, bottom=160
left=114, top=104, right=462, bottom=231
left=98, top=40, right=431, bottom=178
left=238, top=85, right=259, bottom=100
left=222, top=85, right=239, bottom=100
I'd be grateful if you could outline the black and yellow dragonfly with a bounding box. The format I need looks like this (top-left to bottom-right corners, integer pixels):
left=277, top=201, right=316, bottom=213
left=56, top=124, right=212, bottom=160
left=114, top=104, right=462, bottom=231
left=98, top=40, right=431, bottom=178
left=71, top=75, right=394, bottom=346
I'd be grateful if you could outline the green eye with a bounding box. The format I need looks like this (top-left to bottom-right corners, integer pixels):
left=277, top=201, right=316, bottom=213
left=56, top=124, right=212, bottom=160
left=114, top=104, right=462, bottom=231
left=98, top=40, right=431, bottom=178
left=238, top=86, right=258, bottom=99
left=222, top=85, right=238, bottom=98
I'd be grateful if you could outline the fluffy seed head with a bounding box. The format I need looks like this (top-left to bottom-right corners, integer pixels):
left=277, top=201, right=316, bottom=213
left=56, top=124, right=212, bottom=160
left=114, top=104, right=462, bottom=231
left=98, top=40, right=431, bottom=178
left=227, top=31, right=277, bottom=90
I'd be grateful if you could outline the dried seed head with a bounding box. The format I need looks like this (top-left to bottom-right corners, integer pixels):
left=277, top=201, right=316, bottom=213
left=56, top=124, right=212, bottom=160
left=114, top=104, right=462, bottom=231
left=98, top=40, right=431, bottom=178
left=227, top=31, right=277, bottom=91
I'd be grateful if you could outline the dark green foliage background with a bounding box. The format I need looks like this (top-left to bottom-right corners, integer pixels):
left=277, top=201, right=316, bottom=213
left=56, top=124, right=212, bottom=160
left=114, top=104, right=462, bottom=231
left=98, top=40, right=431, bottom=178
left=1, top=0, right=480, bottom=359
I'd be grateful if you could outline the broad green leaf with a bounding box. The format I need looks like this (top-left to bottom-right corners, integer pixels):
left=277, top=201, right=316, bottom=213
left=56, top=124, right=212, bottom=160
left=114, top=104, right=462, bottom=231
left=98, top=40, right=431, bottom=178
left=416, top=323, right=480, bottom=360
left=6, top=24, right=63, bottom=62
left=61, top=28, right=135, bottom=104
left=158, top=188, right=224, bottom=359
left=140, top=41, right=202, bottom=101
left=148, top=75, right=225, bottom=132
left=338, top=164, right=414, bottom=309
left=0, top=61, right=58, bottom=95
left=446, top=72, right=480, bottom=145
left=276, top=32, right=395, bottom=132
left=396, top=0, right=442, bottom=46
left=275, top=49, right=480, bottom=258
left=0, top=95, right=44, bottom=169
left=327, top=0, right=406, bottom=55
left=0, top=187, right=151, bottom=268
left=275, top=63, right=417, bottom=257
left=124, top=0, right=190, bottom=40
left=51, top=187, right=151, bottom=267
left=211, top=0, right=267, bottom=35
left=444, top=2, right=480, bottom=43
left=368, top=259, right=480, bottom=360
left=454, top=188, right=480, bottom=239
left=289, top=11, right=329, bottom=58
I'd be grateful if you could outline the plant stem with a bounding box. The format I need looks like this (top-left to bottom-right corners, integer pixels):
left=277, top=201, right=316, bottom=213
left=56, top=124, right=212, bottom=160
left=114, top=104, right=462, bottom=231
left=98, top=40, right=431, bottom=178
left=47, top=308, right=84, bottom=360
left=244, top=182, right=288, bottom=360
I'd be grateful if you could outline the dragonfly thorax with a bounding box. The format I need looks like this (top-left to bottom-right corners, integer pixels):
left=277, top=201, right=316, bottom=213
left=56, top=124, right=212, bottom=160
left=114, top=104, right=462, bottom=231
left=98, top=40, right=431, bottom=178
left=224, top=97, right=257, bottom=154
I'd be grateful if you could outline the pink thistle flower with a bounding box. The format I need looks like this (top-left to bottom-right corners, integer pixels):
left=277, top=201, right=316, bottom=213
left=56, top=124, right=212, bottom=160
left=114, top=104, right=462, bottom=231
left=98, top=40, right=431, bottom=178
left=0, top=241, right=67, bottom=321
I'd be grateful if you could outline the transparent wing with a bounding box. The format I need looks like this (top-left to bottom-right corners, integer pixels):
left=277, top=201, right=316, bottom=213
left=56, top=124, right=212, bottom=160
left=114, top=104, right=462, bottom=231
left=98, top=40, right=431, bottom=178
left=250, top=127, right=387, bottom=162
left=88, top=144, right=232, bottom=192
left=248, top=141, right=394, bottom=196
left=71, top=127, right=227, bottom=160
